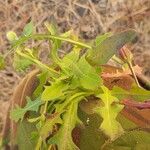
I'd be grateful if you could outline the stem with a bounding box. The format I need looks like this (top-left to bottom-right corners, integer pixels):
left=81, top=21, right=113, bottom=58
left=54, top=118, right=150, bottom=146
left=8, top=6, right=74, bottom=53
left=14, top=34, right=92, bottom=49
left=35, top=136, right=42, bottom=150
left=111, top=55, right=124, bottom=65
left=5, top=33, right=92, bottom=60
left=16, top=50, right=59, bottom=77
left=43, top=101, right=48, bottom=114
left=35, top=101, right=49, bottom=149
left=112, top=54, right=141, bottom=88
left=48, top=145, right=53, bottom=150
left=127, top=61, right=141, bottom=88
left=101, top=139, right=111, bottom=150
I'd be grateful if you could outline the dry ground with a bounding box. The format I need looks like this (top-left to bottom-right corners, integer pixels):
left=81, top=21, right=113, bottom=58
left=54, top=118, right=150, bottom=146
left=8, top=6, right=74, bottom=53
left=0, top=0, right=150, bottom=130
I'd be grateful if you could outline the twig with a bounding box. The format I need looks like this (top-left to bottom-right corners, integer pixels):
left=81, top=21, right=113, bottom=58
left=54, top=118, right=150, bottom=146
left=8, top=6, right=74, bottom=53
left=127, top=61, right=141, bottom=88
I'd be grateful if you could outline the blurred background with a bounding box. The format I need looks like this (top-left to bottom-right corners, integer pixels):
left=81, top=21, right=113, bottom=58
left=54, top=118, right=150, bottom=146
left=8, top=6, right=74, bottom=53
left=0, top=0, right=150, bottom=130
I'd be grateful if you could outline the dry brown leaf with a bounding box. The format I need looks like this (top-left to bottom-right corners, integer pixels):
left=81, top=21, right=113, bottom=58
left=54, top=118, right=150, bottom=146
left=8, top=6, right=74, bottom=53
left=2, top=69, right=40, bottom=148
left=121, top=106, right=150, bottom=128
left=102, top=65, right=150, bottom=129
left=101, top=65, right=134, bottom=90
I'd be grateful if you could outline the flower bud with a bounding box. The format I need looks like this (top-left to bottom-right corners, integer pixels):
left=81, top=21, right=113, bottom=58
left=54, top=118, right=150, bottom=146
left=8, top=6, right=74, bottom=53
left=6, top=31, right=18, bottom=42
left=119, top=46, right=133, bottom=62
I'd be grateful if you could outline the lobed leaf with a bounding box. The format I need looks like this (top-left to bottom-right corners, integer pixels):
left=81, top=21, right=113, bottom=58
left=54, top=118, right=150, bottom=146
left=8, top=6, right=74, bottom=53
left=33, top=71, right=48, bottom=98
left=49, top=102, right=80, bottom=150
left=10, top=106, right=26, bottom=122
left=10, top=97, right=44, bottom=122
left=41, top=80, right=69, bottom=101
left=61, top=54, right=102, bottom=90
left=74, top=56, right=102, bottom=90
left=95, top=86, right=124, bottom=140
left=40, top=113, right=62, bottom=139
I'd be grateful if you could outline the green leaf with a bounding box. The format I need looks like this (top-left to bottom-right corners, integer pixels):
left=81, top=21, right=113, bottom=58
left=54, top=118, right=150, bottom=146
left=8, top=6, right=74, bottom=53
left=25, top=97, right=44, bottom=112
left=49, top=102, right=80, bottom=150
left=86, top=30, right=137, bottom=65
left=55, top=92, right=87, bottom=113
left=13, top=53, right=33, bottom=71
left=45, top=21, right=58, bottom=35
left=62, top=50, right=79, bottom=68
left=45, top=22, right=72, bottom=65
left=108, top=130, right=150, bottom=149
left=61, top=30, right=73, bottom=38
left=79, top=112, right=105, bottom=150
left=61, top=54, right=101, bottom=90
left=135, top=144, right=150, bottom=150
left=111, top=85, right=150, bottom=102
left=117, top=114, right=137, bottom=130
left=94, top=32, right=112, bottom=46
left=15, top=48, right=59, bottom=77
left=95, top=86, right=124, bottom=140
left=33, top=71, right=48, bottom=97
left=45, top=22, right=61, bottom=64
left=23, top=21, right=34, bottom=36
left=16, top=120, right=37, bottom=150
left=6, top=31, right=18, bottom=42
left=10, top=97, right=44, bottom=122
left=41, top=80, right=69, bottom=101
left=60, top=50, right=79, bottom=75
left=61, top=52, right=102, bottom=90
left=10, top=106, right=26, bottom=122
left=40, top=113, right=62, bottom=139
left=105, top=146, right=131, bottom=150
left=73, top=56, right=102, bottom=90
left=0, top=55, right=5, bottom=69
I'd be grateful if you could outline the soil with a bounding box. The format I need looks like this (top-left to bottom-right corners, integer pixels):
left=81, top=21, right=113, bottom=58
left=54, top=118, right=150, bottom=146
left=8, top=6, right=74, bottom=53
left=0, top=0, right=150, bottom=130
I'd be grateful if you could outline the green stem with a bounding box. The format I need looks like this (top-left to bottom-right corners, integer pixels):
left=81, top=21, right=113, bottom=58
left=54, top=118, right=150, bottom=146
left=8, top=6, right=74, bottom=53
left=43, top=101, right=48, bottom=116
left=5, top=34, right=91, bottom=60
left=35, top=136, right=42, bottom=150
left=14, top=34, right=92, bottom=49
left=111, top=55, right=124, bottom=65
left=16, top=50, right=59, bottom=77
left=35, top=101, right=49, bottom=149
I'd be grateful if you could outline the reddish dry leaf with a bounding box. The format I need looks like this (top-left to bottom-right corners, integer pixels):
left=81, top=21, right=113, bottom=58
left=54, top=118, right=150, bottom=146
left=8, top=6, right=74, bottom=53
left=121, top=99, right=150, bottom=109
left=102, top=75, right=134, bottom=90
left=121, top=107, right=150, bottom=128
left=102, top=65, right=150, bottom=129
left=101, top=65, right=145, bottom=90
